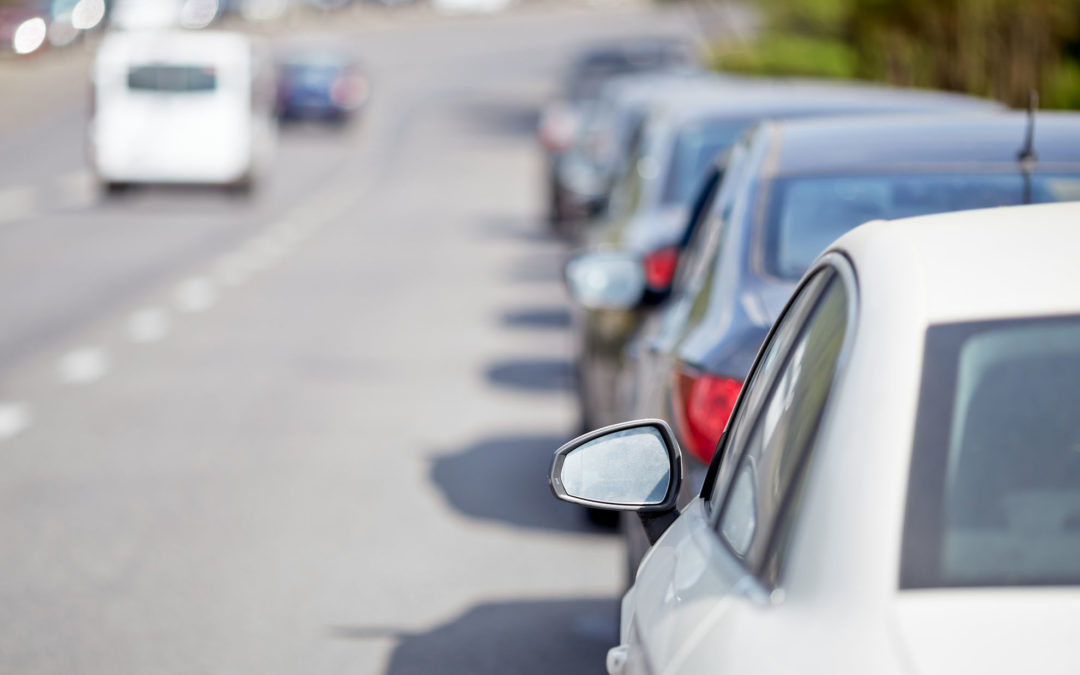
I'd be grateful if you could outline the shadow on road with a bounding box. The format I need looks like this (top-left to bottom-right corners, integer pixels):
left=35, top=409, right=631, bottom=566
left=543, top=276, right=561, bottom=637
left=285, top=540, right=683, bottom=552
left=430, top=433, right=608, bottom=533
left=503, top=252, right=564, bottom=284
left=475, top=216, right=558, bottom=244
left=457, top=99, right=540, bottom=138
left=500, top=306, right=572, bottom=331
left=485, top=357, right=573, bottom=393
left=332, top=597, right=618, bottom=675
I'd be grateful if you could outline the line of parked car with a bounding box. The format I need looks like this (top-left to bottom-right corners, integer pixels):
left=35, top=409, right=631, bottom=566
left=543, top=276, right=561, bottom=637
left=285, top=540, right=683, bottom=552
left=543, top=39, right=1080, bottom=675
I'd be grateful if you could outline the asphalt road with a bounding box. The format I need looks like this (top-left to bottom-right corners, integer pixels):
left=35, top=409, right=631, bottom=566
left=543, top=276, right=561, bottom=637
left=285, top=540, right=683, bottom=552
left=0, top=3, right=706, bottom=673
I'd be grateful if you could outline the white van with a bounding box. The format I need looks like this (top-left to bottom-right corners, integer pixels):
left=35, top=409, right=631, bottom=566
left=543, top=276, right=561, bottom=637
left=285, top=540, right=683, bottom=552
left=89, top=30, right=276, bottom=192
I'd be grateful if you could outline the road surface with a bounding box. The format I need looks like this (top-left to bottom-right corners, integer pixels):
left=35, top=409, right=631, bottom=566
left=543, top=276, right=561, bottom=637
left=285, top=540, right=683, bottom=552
left=0, top=3, right=711, bottom=672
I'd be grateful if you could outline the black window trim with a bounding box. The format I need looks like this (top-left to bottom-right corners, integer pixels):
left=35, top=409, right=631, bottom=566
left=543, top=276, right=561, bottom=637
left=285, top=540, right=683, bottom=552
left=705, top=251, right=859, bottom=591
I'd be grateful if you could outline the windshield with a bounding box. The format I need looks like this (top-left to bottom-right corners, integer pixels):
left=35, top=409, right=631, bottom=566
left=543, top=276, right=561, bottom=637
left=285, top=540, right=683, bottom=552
left=128, top=64, right=218, bottom=93
left=661, top=120, right=748, bottom=206
left=902, top=316, right=1080, bottom=588
left=763, top=173, right=1080, bottom=279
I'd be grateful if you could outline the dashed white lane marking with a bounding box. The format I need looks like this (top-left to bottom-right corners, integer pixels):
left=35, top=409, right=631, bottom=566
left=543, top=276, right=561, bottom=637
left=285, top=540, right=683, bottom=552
left=55, top=170, right=98, bottom=209
left=267, top=223, right=304, bottom=250
left=0, top=173, right=343, bottom=432
left=243, top=235, right=287, bottom=270
left=58, top=346, right=109, bottom=384
left=214, top=253, right=255, bottom=287
left=127, top=307, right=171, bottom=343
left=0, top=402, right=31, bottom=441
left=270, top=220, right=303, bottom=240
left=174, top=277, right=217, bottom=313
left=0, top=184, right=38, bottom=225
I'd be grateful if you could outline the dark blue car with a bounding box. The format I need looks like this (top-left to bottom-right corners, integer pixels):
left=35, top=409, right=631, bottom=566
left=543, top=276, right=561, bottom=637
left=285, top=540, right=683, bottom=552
left=276, top=52, right=368, bottom=122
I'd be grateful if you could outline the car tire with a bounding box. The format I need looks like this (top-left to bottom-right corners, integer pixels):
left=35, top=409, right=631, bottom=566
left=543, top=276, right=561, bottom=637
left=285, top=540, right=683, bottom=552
left=225, top=178, right=254, bottom=197
left=102, top=181, right=129, bottom=197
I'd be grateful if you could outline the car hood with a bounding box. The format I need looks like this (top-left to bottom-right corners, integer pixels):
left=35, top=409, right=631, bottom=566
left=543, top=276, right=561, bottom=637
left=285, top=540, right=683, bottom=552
left=892, top=589, right=1080, bottom=675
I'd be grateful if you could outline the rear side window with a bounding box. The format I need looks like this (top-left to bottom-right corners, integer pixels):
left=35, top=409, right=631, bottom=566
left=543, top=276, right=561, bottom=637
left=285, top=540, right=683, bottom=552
left=661, top=120, right=748, bottom=206
left=717, top=274, right=849, bottom=580
left=902, top=316, right=1080, bottom=588
left=128, top=65, right=217, bottom=92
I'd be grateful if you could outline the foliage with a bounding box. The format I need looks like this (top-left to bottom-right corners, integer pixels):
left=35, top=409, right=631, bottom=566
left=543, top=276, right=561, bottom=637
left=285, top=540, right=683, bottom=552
left=708, top=0, right=1080, bottom=108
left=714, top=32, right=856, bottom=79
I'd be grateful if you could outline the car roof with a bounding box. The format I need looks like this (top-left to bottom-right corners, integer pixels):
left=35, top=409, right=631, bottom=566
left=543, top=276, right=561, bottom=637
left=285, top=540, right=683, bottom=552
left=601, top=71, right=741, bottom=108
left=834, top=201, right=1080, bottom=324
left=574, top=37, right=692, bottom=65
left=771, top=111, right=1080, bottom=174
left=97, top=29, right=252, bottom=66
left=673, top=79, right=999, bottom=117
left=627, top=79, right=1001, bottom=137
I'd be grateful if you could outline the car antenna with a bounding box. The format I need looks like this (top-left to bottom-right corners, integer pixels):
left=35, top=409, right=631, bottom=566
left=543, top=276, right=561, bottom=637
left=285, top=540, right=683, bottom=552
left=1018, top=90, right=1039, bottom=205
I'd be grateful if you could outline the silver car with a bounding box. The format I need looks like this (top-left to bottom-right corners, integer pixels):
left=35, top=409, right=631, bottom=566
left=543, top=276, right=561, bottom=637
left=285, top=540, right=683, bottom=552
left=552, top=202, right=1080, bottom=675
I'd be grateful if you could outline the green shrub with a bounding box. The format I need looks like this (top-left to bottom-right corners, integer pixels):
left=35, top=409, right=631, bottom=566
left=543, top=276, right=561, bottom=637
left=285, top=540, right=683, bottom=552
left=702, top=0, right=1080, bottom=109
left=712, top=33, right=857, bottom=80
left=1043, top=59, right=1080, bottom=109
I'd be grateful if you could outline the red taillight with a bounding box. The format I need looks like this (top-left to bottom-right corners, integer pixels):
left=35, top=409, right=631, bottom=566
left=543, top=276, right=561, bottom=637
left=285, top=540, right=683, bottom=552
left=538, top=108, right=577, bottom=154
left=671, top=369, right=742, bottom=464
left=642, top=246, right=679, bottom=291
left=330, top=75, right=367, bottom=108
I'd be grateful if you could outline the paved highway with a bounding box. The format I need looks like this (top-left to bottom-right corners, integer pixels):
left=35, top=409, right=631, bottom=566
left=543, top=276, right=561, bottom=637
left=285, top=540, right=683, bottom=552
left=0, top=3, right=708, bottom=673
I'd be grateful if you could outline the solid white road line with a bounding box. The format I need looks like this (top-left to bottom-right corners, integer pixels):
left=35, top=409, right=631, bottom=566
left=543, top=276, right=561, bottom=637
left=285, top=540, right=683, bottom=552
left=58, top=346, right=110, bottom=384
left=174, top=277, right=217, bottom=313
left=127, top=307, right=171, bottom=343
left=0, top=402, right=31, bottom=442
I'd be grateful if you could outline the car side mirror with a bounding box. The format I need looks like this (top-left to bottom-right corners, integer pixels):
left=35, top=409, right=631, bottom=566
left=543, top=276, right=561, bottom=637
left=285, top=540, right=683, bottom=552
left=550, top=419, right=683, bottom=543
left=564, top=250, right=645, bottom=310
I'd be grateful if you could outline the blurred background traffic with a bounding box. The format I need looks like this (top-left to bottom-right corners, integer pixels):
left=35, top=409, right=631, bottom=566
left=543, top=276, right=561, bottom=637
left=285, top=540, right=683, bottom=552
left=1, top=0, right=1079, bottom=672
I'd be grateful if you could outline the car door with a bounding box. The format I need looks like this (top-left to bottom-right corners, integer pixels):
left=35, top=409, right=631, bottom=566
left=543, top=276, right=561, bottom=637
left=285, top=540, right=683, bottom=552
left=620, top=259, right=855, bottom=675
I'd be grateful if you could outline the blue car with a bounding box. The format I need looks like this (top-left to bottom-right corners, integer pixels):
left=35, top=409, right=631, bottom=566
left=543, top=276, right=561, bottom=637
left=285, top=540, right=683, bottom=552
left=276, top=51, right=368, bottom=122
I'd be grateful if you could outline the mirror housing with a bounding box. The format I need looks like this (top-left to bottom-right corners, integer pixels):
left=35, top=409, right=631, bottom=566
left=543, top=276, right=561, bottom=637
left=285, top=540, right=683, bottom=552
left=564, top=250, right=645, bottom=310
left=549, top=419, right=682, bottom=513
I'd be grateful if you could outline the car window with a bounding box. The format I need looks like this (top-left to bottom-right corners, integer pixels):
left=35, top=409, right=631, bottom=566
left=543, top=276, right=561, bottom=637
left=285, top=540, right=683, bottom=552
left=762, top=172, right=1080, bottom=280
left=604, top=128, right=647, bottom=225
left=676, top=129, right=770, bottom=356
left=674, top=136, right=751, bottom=282
left=661, top=120, right=749, bottom=206
left=715, top=273, right=849, bottom=580
left=128, top=64, right=217, bottom=92
left=654, top=137, right=752, bottom=349
left=902, top=315, right=1080, bottom=588
left=706, top=269, right=833, bottom=514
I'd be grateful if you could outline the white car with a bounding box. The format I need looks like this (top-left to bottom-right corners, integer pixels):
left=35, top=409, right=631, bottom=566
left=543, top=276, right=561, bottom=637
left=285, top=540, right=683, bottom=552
left=550, top=201, right=1080, bottom=675
left=90, top=30, right=276, bottom=192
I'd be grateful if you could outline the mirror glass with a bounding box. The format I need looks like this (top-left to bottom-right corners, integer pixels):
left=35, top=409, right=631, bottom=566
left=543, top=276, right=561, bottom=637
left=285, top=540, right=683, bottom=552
left=560, top=427, right=671, bottom=505
left=564, top=251, right=645, bottom=310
